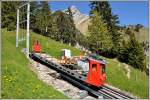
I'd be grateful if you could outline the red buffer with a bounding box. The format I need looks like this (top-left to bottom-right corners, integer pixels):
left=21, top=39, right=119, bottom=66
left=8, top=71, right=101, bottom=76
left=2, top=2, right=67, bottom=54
left=32, top=40, right=41, bottom=53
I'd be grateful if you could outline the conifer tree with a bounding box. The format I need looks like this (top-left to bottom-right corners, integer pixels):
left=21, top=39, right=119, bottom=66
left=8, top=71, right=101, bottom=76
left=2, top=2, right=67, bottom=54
left=127, top=33, right=146, bottom=71
left=2, top=1, right=21, bottom=30
left=30, top=1, right=40, bottom=30
left=34, top=1, right=51, bottom=35
left=88, top=11, right=113, bottom=53
left=118, top=39, right=129, bottom=63
left=119, top=32, right=146, bottom=71
left=134, top=24, right=143, bottom=32
left=52, top=10, right=76, bottom=46
left=90, top=1, right=122, bottom=56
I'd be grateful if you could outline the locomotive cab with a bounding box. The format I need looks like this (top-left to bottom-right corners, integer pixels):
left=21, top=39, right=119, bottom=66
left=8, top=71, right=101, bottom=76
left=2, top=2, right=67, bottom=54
left=86, top=56, right=107, bottom=87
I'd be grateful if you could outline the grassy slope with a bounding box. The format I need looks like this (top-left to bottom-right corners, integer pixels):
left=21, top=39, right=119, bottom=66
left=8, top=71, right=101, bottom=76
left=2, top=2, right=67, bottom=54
left=137, top=27, right=149, bottom=42
left=1, top=29, right=68, bottom=99
left=121, top=27, right=149, bottom=43
left=29, top=31, right=81, bottom=59
left=106, top=58, right=149, bottom=98
left=2, top=29, right=149, bottom=98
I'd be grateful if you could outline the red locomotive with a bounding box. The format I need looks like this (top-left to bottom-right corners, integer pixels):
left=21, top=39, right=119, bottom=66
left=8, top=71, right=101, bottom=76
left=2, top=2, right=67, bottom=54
left=86, top=58, right=106, bottom=87
left=31, top=40, right=107, bottom=87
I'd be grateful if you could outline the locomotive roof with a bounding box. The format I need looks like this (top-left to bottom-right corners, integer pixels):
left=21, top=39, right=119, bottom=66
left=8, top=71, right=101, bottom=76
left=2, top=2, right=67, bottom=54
left=87, top=54, right=107, bottom=65
left=78, top=54, right=107, bottom=65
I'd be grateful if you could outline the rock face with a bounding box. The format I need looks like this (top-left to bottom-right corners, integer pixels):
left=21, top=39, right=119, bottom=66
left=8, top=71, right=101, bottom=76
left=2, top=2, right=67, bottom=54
left=64, top=5, right=90, bottom=35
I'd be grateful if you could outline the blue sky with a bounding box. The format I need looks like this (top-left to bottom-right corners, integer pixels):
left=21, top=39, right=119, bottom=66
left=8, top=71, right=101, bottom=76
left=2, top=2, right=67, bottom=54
left=49, top=1, right=149, bottom=27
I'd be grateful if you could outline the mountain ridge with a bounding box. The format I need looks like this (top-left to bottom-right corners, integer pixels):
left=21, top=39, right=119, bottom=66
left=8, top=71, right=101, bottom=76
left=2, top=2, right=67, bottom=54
left=63, top=5, right=148, bottom=43
left=64, top=5, right=90, bottom=35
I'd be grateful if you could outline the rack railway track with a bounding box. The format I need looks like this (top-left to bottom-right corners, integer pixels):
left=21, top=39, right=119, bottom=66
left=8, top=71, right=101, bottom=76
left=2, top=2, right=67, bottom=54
left=99, top=86, right=134, bottom=99
left=29, top=52, right=134, bottom=99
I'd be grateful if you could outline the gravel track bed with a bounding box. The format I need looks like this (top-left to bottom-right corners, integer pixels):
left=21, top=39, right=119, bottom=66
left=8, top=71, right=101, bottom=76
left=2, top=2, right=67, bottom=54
left=29, top=58, right=95, bottom=99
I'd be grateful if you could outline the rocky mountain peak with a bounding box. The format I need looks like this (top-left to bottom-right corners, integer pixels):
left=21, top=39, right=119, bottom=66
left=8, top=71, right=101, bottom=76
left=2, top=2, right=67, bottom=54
left=69, top=5, right=80, bottom=15
left=64, top=5, right=90, bottom=35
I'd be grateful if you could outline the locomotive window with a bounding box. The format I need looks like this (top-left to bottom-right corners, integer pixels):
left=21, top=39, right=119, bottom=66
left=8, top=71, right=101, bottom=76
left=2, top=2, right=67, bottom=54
left=102, top=65, right=106, bottom=74
left=92, top=64, right=97, bottom=71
